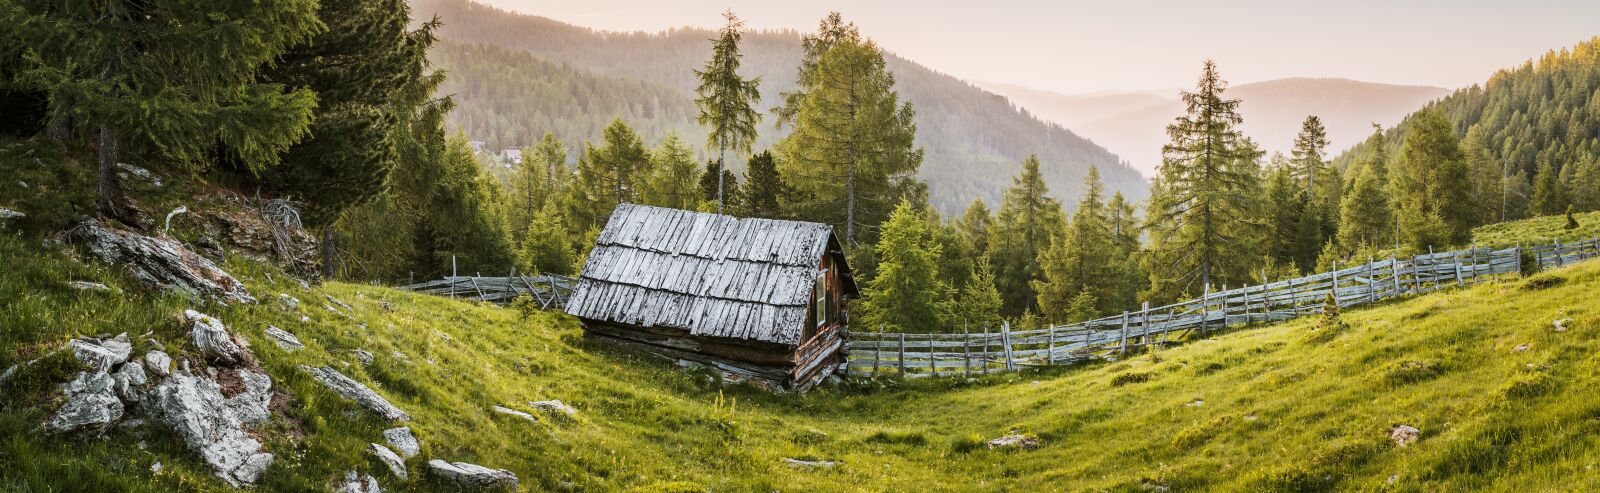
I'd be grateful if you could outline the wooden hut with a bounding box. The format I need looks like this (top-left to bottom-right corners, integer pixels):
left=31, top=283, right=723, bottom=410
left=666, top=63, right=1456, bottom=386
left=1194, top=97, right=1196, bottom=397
left=564, top=204, right=858, bottom=391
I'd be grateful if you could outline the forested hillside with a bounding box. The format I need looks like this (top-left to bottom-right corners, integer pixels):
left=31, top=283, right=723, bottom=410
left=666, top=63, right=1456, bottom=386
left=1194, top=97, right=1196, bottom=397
left=409, top=0, right=1147, bottom=212
left=1332, top=37, right=1600, bottom=222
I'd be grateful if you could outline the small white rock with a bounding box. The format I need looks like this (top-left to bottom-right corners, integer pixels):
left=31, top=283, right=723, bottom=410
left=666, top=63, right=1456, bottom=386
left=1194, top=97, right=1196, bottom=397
left=368, top=443, right=408, bottom=479
left=1390, top=425, right=1421, bottom=446
left=68, top=281, right=112, bottom=292
left=492, top=405, right=536, bottom=422
left=383, top=427, right=421, bottom=458
left=144, top=351, right=173, bottom=376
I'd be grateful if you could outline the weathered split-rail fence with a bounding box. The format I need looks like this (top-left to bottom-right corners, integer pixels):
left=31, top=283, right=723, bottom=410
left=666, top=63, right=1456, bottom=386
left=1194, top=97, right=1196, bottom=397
left=402, top=274, right=575, bottom=309
left=845, top=237, right=1600, bottom=379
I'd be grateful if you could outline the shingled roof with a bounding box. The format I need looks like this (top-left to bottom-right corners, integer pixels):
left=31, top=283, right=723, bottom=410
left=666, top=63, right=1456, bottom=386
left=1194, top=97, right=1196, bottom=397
left=564, top=204, right=855, bottom=345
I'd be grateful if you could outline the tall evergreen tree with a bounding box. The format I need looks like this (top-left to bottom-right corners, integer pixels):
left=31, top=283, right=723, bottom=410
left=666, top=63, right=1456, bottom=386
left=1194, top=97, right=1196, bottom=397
left=1395, top=110, right=1472, bottom=249
left=740, top=150, right=787, bottom=219
left=859, top=200, right=948, bottom=333
left=952, top=256, right=1004, bottom=332
left=507, top=132, right=569, bottom=243
left=956, top=199, right=994, bottom=259
left=1263, top=163, right=1306, bottom=265
left=1143, top=61, right=1263, bottom=301
left=988, top=155, right=1066, bottom=317
left=518, top=203, right=578, bottom=276
left=569, top=119, right=650, bottom=231
left=1034, top=167, right=1120, bottom=321
left=1289, top=116, right=1332, bottom=200
left=2, top=0, right=321, bottom=221
left=640, top=132, right=702, bottom=210
left=776, top=12, right=924, bottom=248
left=249, top=0, right=439, bottom=229
left=698, top=159, right=741, bottom=213
left=1530, top=159, right=1569, bottom=216
left=1105, top=191, right=1145, bottom=309
left=1460, top=126, right=1502, bottom=225
left=693, top=10, right=761, bottom=213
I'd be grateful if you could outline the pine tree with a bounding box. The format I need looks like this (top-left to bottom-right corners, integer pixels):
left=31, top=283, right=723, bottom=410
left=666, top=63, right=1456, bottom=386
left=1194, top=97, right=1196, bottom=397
left=1105, top=191, right=1145, bottom=309
left=1530, top=159, right=1569, bottom=216
left=740, top=150, right=787, bottom=219
left=859, top=200, right=948, bottom=333
left=988, top=155, right=1067, bottom=317
left=248, top=0, right=439, bottom=228
left=3, top=0, right=321, bottom=221
left=1395, top=110, right=1472, bottom=249
left=1033, top=167, right=1119, bottom=322
left=693, top=10, right=761, bottom=213
left=1143, top=61, right=1264, bottom=301
left=1290, top=115, right=1332, bottom=200
left=1461, top=126, right=1501, bottom=224
left=776, top=12, right=924, bottom=248
left=1290, top=191, right=1324, bottom=271
left=640, top=132, right=702, bottom=210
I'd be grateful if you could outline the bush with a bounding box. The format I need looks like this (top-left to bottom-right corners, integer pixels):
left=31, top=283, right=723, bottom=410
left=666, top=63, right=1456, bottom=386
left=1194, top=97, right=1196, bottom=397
left=1109, top=372, right=1150, bottom=387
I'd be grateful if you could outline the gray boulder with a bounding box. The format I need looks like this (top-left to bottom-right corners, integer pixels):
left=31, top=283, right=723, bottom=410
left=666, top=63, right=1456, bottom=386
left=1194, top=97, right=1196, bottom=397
left=528, top=400, right=577, bottom=422
left=336, top=470, right=382, bottom=493
left=278, top=293, right=299, bottom=310
left=146, top=370, right=274, bottom=486
left=46, top=371, right=123, bottom=433
left=987, top=434, right=1040, bottom=450
left=68, top=281, right=113, bottom=292
left=69, top=333, right=132, bottom=371
left=352, top=349, right=375, bottom=366
left=383, top=427, right=420, bottom=458
left=427, top=460, right=518, bottom=490
left=369, top=443, right=408, bottom=479
left=264, top=325, right=305, bottom=351
left=491, top=405, right=536, bottom=422
left=144, top=351, right=173, bottom=376
left=300, top=366, right=409, bottom=421
left=1391, top=425, right=1421, bottom=446
left=0, top=208, right=23, bottom=220
left=186, top=310, right=249, bottom=365
left=64, top=219, right=255, bottom=304
left=112, top=361, right=149, bottom=402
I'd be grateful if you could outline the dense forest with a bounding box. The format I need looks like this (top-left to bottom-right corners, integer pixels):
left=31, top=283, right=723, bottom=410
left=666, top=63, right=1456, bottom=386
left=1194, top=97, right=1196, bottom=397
left=408, top=0, right=1148, bottom=213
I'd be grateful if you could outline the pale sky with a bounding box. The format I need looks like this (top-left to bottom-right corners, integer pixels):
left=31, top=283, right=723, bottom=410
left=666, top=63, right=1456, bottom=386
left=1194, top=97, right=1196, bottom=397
left=476, top=0, right=1600, bottom=94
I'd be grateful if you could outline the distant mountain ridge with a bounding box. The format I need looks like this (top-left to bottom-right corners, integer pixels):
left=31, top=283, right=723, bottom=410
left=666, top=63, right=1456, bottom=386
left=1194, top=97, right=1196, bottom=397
left=980, top=78, right=1451, bottom=174
left=410, top=0, right=1148, bottom=213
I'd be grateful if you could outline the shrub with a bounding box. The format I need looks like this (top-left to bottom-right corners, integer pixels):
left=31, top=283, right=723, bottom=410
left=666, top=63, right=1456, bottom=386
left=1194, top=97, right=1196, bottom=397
left=1110, top=372, right=1150, bottom=387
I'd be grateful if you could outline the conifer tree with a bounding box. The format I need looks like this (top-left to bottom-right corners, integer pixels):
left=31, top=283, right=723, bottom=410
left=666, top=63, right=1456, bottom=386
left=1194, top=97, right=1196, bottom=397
left=952, top=256, right=1005, bottom=332
left=1395, top=110, right=1472, bottom=249
left=694, top=10, right=761, bottom=213
left=1337, top=126, right=1393, bottom=250
left=1143, top=61, right=1264, bottom=301
left=640, top=132, right=702, bottom=210
left=698, top=159, right=741, bottom=213
left=859, top=200, right=948, bottom=333
left=1263, top=163, right=1306, bottom=265
left=1034, top=167, right=1120, bottom=321
left=956, top=199, right=994, bottom=259
left=1290, top=116, right=1332, bottom=200
left=507, top=132, right=568, bottom=243
left=3, top=0, right=321, bottom=221
left=570, top=119, right=649, bottom=230
left=740, top=150, right=788, bottom=219
left=776, top=12, right=924, bottom=248
left=1530, top=159, right=1569, bottom=216
left=1105, top=191, right=1145, bottom=308
left=1460, top=126, right=1501, bottom=224
left=518, top=203, right=578, bottom=275
left=988, top=155, right=1066, bottom=316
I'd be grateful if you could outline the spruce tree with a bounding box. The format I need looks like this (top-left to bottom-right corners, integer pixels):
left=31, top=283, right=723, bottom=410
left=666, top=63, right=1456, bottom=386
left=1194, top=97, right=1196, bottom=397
left=693, top=10, right=761, bottom=213
left=1105, top=191, right=1145, bottom=309
left=507, top=132, right=568, bottom=243
left=988, top=155, right=1067, bottom=317
left=775, top=12, right=924, bottom=248
left=518, top=203, right=578, bottom=276
left=956, top=199, right=994, bottom=259
left=1336, top=126, right=1393, bottom=250
left=1395, top=110, right=1472, bottom=249
left=1034, top=167, right=1119, bottom=322
left=3, top=0, right=321, bottom=221
left=859, top=200, right=948, bottom=333
left=740, top=150, right=787, bottom=219
left=570, top=119, right=649, bottom=230
left=1530, top=159, right=1569, bottom=216
left=698, top=159, right=741, bottom=213
left=1143, top=60, right=1264, bottom=301
left=952, top=256, right=1005, bottom=332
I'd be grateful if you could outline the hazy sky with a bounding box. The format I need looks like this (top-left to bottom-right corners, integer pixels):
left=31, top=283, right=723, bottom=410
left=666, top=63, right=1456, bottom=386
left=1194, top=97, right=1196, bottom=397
left=476, top=0, right=1600, bottom=94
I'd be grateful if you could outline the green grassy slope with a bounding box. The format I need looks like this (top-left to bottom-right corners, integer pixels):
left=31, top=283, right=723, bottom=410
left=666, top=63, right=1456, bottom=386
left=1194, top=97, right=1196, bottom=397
left=1473, top=210, right=1600, bottom=248
left=2, top=226, right=1599, bottom=492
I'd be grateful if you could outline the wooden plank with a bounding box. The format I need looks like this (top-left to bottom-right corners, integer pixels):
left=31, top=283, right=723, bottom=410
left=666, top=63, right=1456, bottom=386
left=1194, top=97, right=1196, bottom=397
left=1000, top=322, right=1016, bottom=371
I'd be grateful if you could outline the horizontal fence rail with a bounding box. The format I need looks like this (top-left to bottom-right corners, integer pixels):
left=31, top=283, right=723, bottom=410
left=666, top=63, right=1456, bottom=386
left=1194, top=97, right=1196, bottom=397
left=402, top=274, right=576, bottom=309
left=846, top=237, right=1600, bottom=379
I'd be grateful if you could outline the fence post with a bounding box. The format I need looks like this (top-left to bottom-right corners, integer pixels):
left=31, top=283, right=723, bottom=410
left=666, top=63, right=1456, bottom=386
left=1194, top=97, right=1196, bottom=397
left=1201, top=284, right=1211, bottom=334
left=1331, top=260, right=1339, bottom=310
left=962, top=325, right=971, bottom=377
left=1118, top=311, right=1130, bottom=355
left=1141, top=302, right=1151, bottom=347
left=1469, top=244, right=1479, bottom=284
left=928, top=334, right=936, bottom=377
left=897, top=332, right=906, bottom=376
left=1367, top=256, right=1377, bottom=303
left=872, top=325, right=881, bottom=378
left=1000, top=322, right=1016, bottom=371
left=1390, top=254, right=1400, bottom=296
left=1046, top=325, right=1056, bottom=364
left=450, top=255, right=457, bottom=298
left=981, top=326, right=990, bottom=375
left=1453, top=250, right=1464, bottom=287
left=1555, top=238, right=1564, bottom=267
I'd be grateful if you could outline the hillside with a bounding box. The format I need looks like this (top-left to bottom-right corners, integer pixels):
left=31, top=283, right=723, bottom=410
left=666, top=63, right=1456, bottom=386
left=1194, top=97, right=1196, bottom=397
left=6, top=143, right=1600, bottom=491
left=1330, top=37, right=1600, bottom=218
left=409, top=0, right=1148, bottom=212
left=982, top=78, right=1449, bottom=174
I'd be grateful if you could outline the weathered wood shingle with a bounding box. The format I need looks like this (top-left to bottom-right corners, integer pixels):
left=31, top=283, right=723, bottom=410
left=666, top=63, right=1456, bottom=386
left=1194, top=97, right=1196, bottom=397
left=565, top=204, right=851, bottom=345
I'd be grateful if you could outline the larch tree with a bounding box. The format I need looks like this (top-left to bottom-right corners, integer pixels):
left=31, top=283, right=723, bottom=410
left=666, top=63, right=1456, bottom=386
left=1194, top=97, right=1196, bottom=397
left=568, top=119, right=649, bottom=232
left=956, top=199, right=994, bottom=259
left=1143, top=60, right=1264, bottom=301
left=507, top=132, right=568, bottom=244
left=3, top=0, right=321, bottom=222
left=640, top=132, right=702, bottom=210
left=775, top=12, right=924, bottom=248
left=987, top=155, right=1067, bottom=317
left=859, top=200, right=949, bottom=333
left=693, top=10, right=761, bottom=214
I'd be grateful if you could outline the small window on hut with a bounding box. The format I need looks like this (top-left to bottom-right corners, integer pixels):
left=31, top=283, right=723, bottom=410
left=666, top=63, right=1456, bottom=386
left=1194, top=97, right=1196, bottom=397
left=814, top=274, right=828, bottom=328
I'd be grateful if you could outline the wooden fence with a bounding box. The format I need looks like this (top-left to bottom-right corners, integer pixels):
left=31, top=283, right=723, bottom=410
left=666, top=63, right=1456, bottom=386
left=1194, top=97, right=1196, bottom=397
left=845, top=237, right=1600, bottom=378
left=402, top=274, right=575, bottom=309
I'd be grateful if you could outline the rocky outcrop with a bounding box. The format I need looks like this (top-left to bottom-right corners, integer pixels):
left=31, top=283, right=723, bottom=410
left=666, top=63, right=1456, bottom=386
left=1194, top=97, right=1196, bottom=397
left=428, top=460, right=518, bottom=490
left=112, top=361, right=148, bottom=402
left=300, top=366, right=409, bottom=421
left=147, top=369, right=275, bottom=487
left=528, top=400, right=577, bottom=422
left=264, top=326, right=305, bottom=351
left=335, top=470, right=383, bottom=493
left=69, top=333, right=132, bottom=371
left=1390, top=425, right=1421, bottom=446
left=369, top=443, right=408, bottom=479
left=64, top=219, right=255, bottom=304
left=45, top=371, right=123, bottom=433
left=187, top=310, right=250, bottom=365
left=144, top=351, right=173, bottom=376
left=383, top=427, right=421, bottom=458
